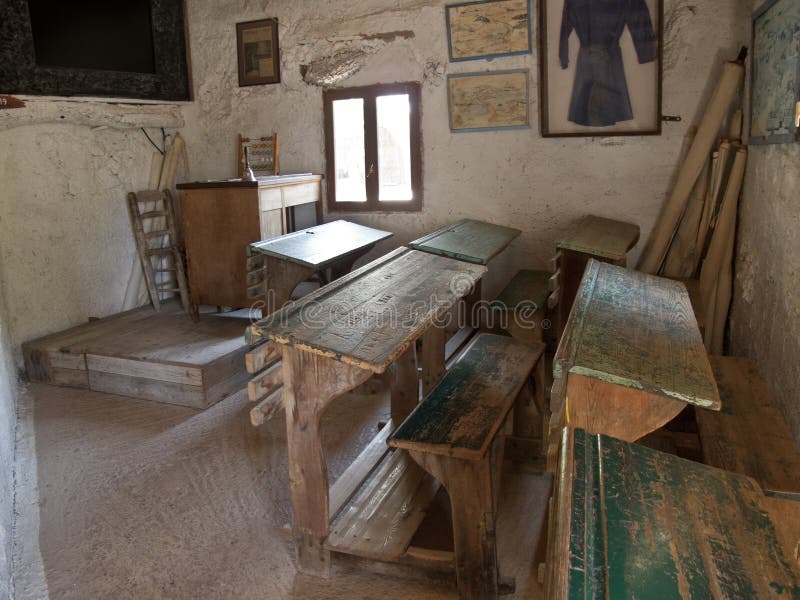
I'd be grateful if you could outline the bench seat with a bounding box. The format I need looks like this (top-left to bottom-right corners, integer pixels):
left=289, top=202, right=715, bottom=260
left=389, top=332, right=543, bottom=460
left=389, top=332, right=544, bottom=600
left=696, top=355, right=800, bottom=495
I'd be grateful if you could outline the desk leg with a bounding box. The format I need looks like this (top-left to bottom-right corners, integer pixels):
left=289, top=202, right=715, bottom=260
left=282, top=347, right=372, bottom=576
left=266, top=256, right=314, bottom=313
left=421, top=327, right=446, bottom=397
left=390, top=345, right=418, bottom=423
left=409, top=450, right=502, bottom=600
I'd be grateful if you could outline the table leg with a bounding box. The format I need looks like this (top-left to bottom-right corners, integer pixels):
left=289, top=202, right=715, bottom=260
left=266, top=256, right=314, bottom=313
left=409, top=450, right=502, bottom=600
left=421, top=326, right=446, bottom=397
left=282, top=346, right=372, bottom=576
left=389, top=344, right=418, bottom=423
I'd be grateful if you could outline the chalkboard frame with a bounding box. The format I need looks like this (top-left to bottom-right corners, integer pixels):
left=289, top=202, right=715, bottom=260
left=0, top=0, right=191, bottom=101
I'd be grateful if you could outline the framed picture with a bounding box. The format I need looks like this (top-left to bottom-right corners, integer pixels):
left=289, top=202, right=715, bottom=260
left=236, top=18, right=280, bottom=86
left=539, top=0, right=663, bottom=137
left=447, top=69, right=529, bottom=132
left=445, top=0, right=532, bottom=62
left=750, top=0, right=800, bottom=145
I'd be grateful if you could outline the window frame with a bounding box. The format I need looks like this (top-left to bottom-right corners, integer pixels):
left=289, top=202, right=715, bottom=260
left=323, top=82, right=422, bottom=213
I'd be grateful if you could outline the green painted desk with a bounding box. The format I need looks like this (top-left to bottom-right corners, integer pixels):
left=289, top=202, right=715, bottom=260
left=554, top=214, right=640, bottom=335
left=408, top=218, right=521, bottom=265
left=549, top=260, right=720, bottom=464
left=246, top=219, right=392, bottom=310
left=246, top=247, right=486, bottom=576
left=546, top=427, right=800, bottom=599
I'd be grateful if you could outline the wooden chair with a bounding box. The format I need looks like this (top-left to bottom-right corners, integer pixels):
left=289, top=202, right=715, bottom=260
left=389, top=333, right=545, bottom=600
left=237, top=133, right=279, bottom=177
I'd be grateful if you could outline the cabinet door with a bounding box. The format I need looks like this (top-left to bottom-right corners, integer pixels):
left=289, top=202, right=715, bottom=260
left=260, top=208, right=284, bottom=240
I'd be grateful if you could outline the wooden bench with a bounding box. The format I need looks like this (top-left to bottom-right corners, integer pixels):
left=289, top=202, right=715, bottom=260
left=696, top=356, right=800, bottom=496
left=389, top=332, right=545, bottom=600
left=491, top=269, right=551, bottom=455
left=545, top=426, right=800, bottom=598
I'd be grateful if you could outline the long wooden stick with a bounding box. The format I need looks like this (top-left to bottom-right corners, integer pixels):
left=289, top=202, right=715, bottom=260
left=639, top=59, right=744, bottom=274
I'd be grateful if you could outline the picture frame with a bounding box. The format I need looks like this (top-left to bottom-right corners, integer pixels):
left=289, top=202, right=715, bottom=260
left=236, top=18, right=280, bottom=86
left=447, top=69, right=529, bottom=132
left=538, top=0, right=663, bottom=137
left=749, top=0, right=800, bottom=145
left=445, top=0, right=532, bottom=62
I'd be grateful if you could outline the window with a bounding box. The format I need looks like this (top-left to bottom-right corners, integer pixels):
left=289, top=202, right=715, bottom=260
left=324, top=83, right=422, bottom=212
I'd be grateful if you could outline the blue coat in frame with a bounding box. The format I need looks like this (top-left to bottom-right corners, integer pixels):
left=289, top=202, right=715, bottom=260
left=559, top=0, right=657, bottom=127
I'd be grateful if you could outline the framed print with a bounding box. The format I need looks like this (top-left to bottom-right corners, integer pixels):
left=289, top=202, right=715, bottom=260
left=447, top=69, right=529, bottom=132
left=446, top=0, right=532, bottom=62
left=750, top=0, right=800, bottom=145
left=539, top=0, right=663, bottom=137
left=236, top=18, right=280, bottom=86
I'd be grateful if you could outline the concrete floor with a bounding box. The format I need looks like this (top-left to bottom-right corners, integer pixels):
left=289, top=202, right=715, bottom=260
left=13, top=382, right=551, bottom=599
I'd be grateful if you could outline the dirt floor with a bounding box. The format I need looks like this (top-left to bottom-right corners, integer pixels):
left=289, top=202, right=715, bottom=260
left=13, top=382, right=551, bottom=599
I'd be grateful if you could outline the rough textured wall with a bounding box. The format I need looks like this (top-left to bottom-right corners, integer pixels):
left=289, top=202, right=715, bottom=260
left=0, top=266, right=16, bottom=600
left=0, top=112, right=179, bottom=361
left=731, top=143, right=800, bottom=443
left=181, top=0, right=749, bottom=298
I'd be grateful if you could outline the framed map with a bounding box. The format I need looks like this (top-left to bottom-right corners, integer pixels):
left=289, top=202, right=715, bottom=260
left=447, top=70, right=529, bottom=132
left=750, top=0, right=800, bottom=144
left=446, top=0, right=531, bottom=61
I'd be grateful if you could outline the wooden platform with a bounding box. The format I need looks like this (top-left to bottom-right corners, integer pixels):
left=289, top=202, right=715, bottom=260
left=23, top=302, right=251, bottom=409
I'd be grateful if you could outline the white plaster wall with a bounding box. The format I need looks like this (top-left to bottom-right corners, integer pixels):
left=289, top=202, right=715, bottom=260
left=181, top=0, right=750, bottom=300
left=731, top=143, right=800, bottom=443
left=0, top=263, right=17, bottom=600
left=0, top=120, right=176, bottom=361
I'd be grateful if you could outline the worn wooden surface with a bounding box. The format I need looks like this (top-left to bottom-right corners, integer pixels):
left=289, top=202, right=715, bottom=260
left=249, top=248, right=486, bottom=373
left=389, top=333, right=542, bottom=461
left=326, top=449, right=440, bottom=561
left=555, top=215, right=639, bottom=262
left=547, top=427, right=800, bottom=599
left=247, top=220, right=392, bottom=269
left=697, top=356, right=800, bottom=496
left=408, top=219, right=520, bottom=265
left=554, top=260, right=719, bottom=410
left=22, top=302, right=250, bottom=408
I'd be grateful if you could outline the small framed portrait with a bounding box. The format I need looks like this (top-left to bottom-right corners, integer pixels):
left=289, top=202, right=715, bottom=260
left=539, top=0, right=663, bottom=137
left=236, top=18, right=280, bottom=86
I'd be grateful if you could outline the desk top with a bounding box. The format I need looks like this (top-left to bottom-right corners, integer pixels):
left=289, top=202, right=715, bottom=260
left=556, top=215, right=640, bottom=261
left=408, top=219, right=521, bottom=265
left=247, top=248, right=486, bottom=373
left=555, top=260, right=720, bottom=410
left=176, top=173, right=322, bottom=190
left=247, top=220, right=393, bottom=269
left=548, top=427, right=800, bottom=599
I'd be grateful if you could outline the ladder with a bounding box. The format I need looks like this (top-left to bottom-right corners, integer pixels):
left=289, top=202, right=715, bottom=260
left=127, top=189, right=192, bottom=316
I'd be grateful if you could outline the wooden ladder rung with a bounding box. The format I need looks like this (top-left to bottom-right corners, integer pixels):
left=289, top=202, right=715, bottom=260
left=145, top=229, right=170, bottom=238
left=155, top=267, right=177, bottom=272
left=146, top=247, right=176, bottom=255
left=140, top=210, right=168, bottom=219
left=157, top=287, right=181, bottom=293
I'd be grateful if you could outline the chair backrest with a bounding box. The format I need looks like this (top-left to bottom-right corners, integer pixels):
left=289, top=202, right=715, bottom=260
left=237, top=133, right=279, bottom=177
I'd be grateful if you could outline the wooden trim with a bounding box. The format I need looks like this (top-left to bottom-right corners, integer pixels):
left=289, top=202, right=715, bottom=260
left=323, top=82, right=422, bottom=213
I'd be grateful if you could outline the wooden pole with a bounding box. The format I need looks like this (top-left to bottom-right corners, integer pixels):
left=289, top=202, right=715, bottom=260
left=638, top=58, right=744, bottom=274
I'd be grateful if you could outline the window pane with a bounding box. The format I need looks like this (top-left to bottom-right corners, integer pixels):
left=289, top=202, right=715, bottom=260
left=377, top=94, right=412, bottom=202
left=333, top=98, right=367, bottom=202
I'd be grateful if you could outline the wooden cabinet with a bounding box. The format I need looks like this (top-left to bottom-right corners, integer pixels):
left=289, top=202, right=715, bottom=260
left=176, top=175, right=322, bottom=309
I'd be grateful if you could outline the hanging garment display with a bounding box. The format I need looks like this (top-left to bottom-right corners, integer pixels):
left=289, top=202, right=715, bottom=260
left=559, top=0, right=657, bottom=126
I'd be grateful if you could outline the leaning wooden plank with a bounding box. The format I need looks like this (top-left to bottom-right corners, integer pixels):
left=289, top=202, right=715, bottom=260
left=250, top=386, right=283, bottom=426
left=328, top=419, right=395, bottom=520
left=246, top=359, right=282, bottom=402
left=638, top=56, right=744, bottom=274
left=709, top=222, right=735, bottom=354
left=698, top=146, right=746, bottom=344
left=245, top=341, right=281, bottom=373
